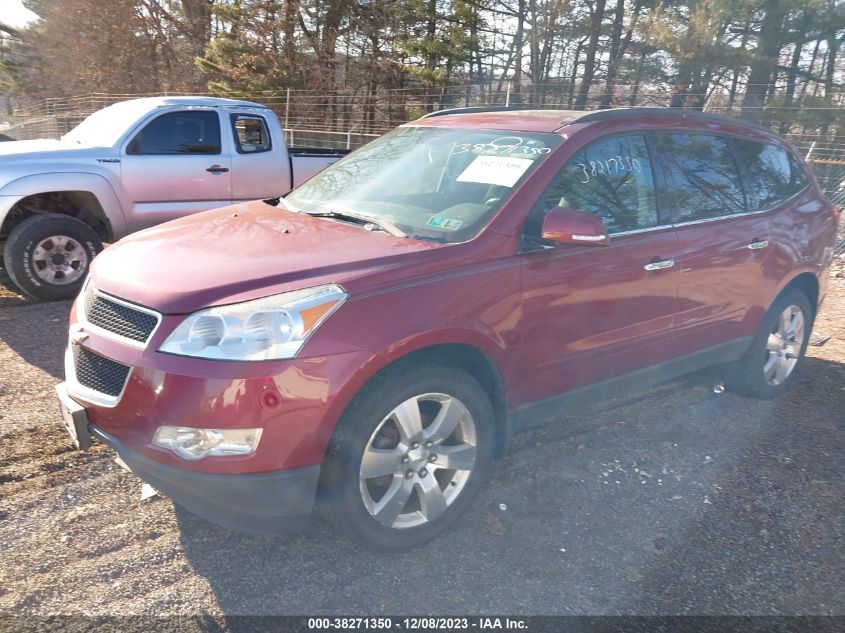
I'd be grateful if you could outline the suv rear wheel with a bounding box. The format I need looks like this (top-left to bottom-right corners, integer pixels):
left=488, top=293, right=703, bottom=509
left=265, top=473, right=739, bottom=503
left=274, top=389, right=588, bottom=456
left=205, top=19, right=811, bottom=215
left=723, top=288, right=813, bottom=398
left=3, top=213, right=103, bottom=301
left=323, top=363, right=496, bottom=550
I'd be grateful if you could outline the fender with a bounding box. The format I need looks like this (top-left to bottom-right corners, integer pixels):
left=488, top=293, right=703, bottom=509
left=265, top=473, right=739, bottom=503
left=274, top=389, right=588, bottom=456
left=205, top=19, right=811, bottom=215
left=0, top=172, right=128, bottom=238
left=319, top=324, right=509, bottom=436
left=771, top=265, right=823, bottom=307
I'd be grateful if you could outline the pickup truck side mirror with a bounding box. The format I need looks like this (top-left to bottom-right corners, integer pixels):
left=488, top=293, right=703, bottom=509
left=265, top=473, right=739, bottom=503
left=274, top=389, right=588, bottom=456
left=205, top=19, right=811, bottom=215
left=541, top=207, right=610, bottom=246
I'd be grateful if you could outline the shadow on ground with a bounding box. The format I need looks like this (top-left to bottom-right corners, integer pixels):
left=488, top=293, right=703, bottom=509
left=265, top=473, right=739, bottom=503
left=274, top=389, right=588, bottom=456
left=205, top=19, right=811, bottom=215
left=174, top=357, right=844, bottom=615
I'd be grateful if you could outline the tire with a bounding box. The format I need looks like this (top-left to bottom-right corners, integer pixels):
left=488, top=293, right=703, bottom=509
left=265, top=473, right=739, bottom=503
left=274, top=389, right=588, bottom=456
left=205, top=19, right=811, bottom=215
left=723, top=288, right=813, bottom=399
left=3, top=213, right=103, bottom=301
left=322, top=363, right=497, bottom=550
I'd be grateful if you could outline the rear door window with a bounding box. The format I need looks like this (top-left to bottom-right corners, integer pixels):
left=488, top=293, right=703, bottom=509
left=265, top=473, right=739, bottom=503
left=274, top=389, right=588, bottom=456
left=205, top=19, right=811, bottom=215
left=127, top=111, right=221, bottom=155
left=525, top=134, right=658, bottom=236
left=731, top=139, right=807, bottom=210
left=231, top=114, right=272, bottom=153
left=654, top=133, right=745, bottom=222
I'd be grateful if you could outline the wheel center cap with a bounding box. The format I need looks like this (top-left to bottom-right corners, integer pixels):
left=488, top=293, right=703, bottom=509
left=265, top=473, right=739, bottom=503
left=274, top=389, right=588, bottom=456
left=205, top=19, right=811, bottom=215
left=407, top=446, right=427, bottom=463
left=51, top=252, right=66, bottom=266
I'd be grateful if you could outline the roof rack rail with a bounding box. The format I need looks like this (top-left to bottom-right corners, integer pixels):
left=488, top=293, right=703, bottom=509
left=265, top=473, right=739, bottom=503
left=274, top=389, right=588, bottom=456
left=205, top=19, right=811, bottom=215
left=567, top=107, right=773, bottom=134
left=418, top=105, right=773, bottom=134
left=419, top=105, right=533, bottom=119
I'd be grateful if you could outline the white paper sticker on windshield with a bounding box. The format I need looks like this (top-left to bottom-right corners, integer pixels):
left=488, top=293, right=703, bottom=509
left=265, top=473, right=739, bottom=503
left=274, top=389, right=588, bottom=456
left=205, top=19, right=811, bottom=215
left=456, top=155, right=534, bottom=187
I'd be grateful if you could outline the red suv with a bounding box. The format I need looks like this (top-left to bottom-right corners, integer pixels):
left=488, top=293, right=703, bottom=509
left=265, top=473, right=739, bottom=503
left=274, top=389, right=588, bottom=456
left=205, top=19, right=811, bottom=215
left=57, top=108, right=838, bottom=549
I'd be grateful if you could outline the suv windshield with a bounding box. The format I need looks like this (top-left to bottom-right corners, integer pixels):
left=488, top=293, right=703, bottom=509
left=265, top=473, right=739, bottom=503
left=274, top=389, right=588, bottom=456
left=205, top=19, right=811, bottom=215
left=285, top=126, right=562, bottom=243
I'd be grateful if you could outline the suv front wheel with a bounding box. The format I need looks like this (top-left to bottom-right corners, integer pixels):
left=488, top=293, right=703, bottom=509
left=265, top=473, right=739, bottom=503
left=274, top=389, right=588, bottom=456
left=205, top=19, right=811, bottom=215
left=323, top=363, right=496, bottom=550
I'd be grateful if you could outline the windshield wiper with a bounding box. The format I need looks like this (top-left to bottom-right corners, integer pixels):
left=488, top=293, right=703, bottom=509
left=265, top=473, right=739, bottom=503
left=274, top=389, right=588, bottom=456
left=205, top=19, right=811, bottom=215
left=304, top=209, right=407, bottom=238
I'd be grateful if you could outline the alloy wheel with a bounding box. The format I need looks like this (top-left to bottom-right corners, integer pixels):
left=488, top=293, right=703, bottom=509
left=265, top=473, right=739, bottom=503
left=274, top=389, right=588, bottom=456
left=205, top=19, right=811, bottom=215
left=359, top=393, right=477, bottom=529
left=31, top=235, right=89, bottom=285
left=763, top=304, right=805, bottom=386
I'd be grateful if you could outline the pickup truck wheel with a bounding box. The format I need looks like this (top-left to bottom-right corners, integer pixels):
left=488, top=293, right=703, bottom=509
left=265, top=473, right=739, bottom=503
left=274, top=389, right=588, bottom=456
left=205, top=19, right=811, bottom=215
left=722, top=288, right=812, bottom=399
left=3, top=213, right=103, bottom=301
left=323, top=363, right=496, bottom=550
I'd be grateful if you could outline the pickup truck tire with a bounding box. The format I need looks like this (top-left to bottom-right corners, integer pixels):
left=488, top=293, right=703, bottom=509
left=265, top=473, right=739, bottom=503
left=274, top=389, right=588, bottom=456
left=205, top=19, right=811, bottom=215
left=723, top=288, right=812, bottom=399
left=322, top=363, right=496, bottom=550
left=3, top=213, right=103, bottom=301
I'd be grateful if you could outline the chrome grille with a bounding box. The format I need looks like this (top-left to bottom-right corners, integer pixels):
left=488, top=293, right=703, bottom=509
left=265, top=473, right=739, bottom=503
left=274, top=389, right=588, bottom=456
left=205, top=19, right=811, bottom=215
left=84, top=284, right=159, bottom=344
left=72, top=345, right=131, bottom=398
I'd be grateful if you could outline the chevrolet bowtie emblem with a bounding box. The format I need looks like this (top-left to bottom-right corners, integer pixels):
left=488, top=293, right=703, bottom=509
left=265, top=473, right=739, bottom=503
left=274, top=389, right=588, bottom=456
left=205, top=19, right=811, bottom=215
left=70, top=329, right=89, bottom=345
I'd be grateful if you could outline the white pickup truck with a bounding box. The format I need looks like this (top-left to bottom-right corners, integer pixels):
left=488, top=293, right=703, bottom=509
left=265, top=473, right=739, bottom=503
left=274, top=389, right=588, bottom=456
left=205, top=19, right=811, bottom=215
left=0, top=96, right=348, bottom=300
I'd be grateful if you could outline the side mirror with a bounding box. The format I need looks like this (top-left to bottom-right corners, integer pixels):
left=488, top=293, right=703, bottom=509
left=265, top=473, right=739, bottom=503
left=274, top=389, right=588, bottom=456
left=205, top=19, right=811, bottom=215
left=541, top=207, right=610, bottom=246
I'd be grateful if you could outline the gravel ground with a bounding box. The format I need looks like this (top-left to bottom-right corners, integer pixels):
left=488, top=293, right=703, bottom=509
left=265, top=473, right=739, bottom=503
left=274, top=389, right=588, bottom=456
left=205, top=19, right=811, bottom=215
left=0, top=259, right=843, bottom=617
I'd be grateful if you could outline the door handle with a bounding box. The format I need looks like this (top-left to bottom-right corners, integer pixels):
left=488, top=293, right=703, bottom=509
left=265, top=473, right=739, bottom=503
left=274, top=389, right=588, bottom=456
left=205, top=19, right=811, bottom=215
left=206, top=164, right=229, bottom=173
left=747, top=239, right=769, bottom=250
left=643, top=258, right=675, bottom=271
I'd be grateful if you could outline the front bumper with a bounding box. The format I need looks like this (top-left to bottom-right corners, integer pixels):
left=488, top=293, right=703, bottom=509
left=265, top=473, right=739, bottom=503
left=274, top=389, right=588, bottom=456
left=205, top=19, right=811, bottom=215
left=92, top=424, right=320, bottom=535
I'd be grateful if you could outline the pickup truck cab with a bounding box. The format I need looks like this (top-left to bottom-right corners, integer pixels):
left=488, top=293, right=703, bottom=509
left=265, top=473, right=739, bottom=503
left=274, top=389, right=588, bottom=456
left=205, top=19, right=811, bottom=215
left=0, top=96, right=346, bottom=300
left=57, top=108, right=838, bottom=550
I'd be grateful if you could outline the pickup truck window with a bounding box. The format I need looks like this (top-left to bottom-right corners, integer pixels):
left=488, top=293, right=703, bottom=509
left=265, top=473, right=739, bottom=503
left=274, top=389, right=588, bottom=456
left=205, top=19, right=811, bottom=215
left=127, top=111, right=221, bottom=156
left=285, top=126, right=561, bottom=243
left=231, top=114, right=272, bottom=154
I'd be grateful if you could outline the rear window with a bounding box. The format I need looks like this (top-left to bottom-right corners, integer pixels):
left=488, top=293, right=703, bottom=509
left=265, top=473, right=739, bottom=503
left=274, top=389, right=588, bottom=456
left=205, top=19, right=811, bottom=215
left=654, top=133, right=745, bottom=222
left=732, top=139, right=807, bottom=210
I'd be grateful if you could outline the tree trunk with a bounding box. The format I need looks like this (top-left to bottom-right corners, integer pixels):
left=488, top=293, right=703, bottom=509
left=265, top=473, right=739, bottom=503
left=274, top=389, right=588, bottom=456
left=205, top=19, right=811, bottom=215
left=574, top=0, right=607, bottom=110
left=283, top=0, right=298, bottom=75
left=598, top=0, right=627, bottom=108
left=740, top=0, right=787, bottom=121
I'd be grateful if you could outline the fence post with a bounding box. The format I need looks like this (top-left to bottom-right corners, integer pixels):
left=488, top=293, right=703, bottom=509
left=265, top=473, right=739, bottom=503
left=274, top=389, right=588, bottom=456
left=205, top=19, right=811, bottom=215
left=285, top=88, right=290, bottom=130
left=346, top=124, right=358, bottom=150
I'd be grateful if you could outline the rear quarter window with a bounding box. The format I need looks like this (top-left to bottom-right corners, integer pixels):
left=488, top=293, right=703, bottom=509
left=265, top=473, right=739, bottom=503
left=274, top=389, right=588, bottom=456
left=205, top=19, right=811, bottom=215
left=231, top=114, right=272, bottom=154
left=731, top=139, right=807, bottom=210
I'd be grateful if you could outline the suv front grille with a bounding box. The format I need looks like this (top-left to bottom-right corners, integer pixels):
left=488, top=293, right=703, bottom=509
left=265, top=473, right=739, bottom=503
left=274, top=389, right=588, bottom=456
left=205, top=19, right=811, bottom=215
left=84, top=284, right=159, bottom=344
left=72, top=345, right=131, bottom=398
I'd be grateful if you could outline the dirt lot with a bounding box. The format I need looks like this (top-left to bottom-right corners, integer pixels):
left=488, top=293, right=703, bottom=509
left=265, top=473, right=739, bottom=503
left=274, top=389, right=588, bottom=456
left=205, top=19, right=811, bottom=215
left=0, top=258, right=843, bottom=617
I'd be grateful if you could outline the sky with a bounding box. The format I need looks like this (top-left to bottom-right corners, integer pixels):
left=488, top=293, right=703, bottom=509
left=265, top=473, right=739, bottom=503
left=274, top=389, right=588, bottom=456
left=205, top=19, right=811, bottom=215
left=2, top=0, right=38, bottom=29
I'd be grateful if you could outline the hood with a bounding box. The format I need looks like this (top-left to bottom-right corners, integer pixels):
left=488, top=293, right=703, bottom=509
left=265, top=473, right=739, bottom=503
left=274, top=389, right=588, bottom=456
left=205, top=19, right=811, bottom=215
left=0, top=138, right=106, bottom=159
left=91, top=200, right=442, bottom=313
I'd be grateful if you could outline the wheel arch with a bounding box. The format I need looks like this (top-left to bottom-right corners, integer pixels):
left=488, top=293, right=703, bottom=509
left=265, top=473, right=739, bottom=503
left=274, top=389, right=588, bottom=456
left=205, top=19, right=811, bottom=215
left=783, top=271, right=820, bottom=316
left=321, top=337, right=512, bottom=483
left=0, top=173, right=127, bottom=241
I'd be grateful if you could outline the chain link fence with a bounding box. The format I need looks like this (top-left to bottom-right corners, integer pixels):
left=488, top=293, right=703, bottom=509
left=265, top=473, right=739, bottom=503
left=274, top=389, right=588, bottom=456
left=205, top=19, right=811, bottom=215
left=1, top=88, right=843, bottom=244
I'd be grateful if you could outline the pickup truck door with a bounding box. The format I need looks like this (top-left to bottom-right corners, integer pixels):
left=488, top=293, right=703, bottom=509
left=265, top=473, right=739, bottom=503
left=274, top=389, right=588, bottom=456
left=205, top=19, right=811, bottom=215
left=120, top=109, right=231, bottom=232
left=229, top=112, right=293, bottom=202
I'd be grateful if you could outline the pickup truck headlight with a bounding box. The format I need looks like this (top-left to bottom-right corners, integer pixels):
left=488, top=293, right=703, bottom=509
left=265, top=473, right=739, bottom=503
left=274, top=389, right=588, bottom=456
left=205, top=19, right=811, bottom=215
left=159, top=284, right=346, bottom=360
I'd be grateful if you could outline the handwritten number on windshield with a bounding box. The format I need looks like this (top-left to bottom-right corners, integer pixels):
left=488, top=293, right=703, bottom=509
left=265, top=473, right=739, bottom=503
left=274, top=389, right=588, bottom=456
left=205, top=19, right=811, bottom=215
left=453, top=137, right=551, bottom=157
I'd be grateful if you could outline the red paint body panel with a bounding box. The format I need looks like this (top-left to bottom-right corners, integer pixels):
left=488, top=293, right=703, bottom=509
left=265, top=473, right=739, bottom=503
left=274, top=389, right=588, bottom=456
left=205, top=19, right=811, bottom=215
left=516, top=227, right=681, bottom=405
left=66, top=109, right=837, bottom=490
left=91, top=201, right=441, bottom=314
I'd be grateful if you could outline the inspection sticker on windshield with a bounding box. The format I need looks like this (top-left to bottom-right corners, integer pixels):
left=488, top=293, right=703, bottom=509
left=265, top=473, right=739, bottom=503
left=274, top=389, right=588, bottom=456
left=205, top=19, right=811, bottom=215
left=456, top=155, right=534, bottom=187
left=427, top=217, right=463, bottom=230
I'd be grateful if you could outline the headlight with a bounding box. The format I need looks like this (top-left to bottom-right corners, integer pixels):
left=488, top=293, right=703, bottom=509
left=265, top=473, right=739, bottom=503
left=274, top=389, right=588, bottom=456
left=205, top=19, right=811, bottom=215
left=152, top=426, right=263, bottom=460
left=159, top=284, right=346, bottom=360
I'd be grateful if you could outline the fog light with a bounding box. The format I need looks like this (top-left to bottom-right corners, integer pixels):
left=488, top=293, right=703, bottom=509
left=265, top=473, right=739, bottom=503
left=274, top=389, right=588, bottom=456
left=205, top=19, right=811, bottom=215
left=152, top=426, right=263, bottom=460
